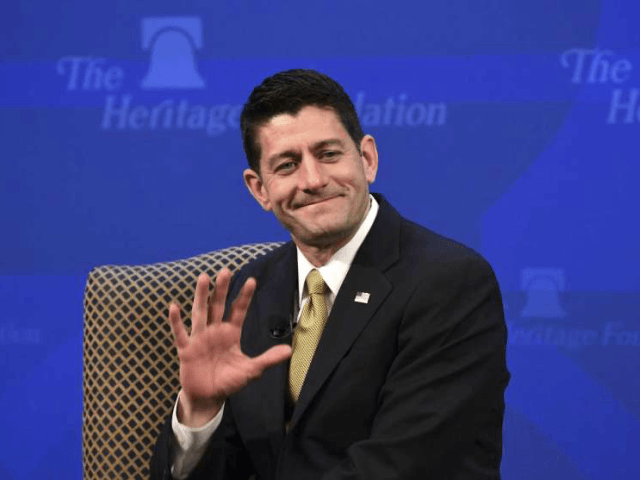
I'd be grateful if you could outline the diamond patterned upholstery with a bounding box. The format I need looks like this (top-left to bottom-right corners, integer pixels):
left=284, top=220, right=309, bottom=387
left=82, top=242, right=283, bottom=479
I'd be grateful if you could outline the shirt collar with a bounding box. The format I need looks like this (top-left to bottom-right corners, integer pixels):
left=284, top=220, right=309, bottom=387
left=296, top=194, right=379, bottom=302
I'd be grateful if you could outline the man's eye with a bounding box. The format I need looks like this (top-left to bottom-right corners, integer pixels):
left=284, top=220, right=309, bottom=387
left=321, top=150, right=340, bottom=159
left=276, top=161, right=297, bottom=173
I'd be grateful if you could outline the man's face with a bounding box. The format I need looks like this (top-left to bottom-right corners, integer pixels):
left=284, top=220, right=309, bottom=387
left=244, top=105, right=378, bottom=250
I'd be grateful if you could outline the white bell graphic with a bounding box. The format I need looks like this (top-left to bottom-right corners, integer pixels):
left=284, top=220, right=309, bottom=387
left=520, top=268, right=567, bottom=318
left=140, top=17, right=205, bottom=89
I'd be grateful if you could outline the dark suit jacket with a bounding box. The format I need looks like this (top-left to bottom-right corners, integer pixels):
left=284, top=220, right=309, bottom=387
left=151, top=194, right=509, bottom=480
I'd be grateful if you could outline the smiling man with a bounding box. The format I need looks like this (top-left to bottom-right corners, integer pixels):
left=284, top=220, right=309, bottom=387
left=243, top=104, right=377, bottom=264
left=151, top=69, right=509, bottom=480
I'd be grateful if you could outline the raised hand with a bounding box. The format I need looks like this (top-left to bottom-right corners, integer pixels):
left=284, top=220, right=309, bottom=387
left=168, top=268, right=292, bottom=427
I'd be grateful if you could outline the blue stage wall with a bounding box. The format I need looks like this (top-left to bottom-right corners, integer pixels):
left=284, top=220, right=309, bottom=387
left=1, top=1, right=638, bottom=478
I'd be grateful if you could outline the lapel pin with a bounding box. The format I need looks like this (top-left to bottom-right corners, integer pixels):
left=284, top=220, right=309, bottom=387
left=354, top=292, right=370, bottom=304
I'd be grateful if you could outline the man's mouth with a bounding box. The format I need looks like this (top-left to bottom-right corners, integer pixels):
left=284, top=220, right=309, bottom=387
left=297, top=195, right=339, bottom=208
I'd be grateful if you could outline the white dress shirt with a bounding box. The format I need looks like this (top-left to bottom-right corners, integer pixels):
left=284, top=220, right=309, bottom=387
left=170, top=195, right=379, bottom=478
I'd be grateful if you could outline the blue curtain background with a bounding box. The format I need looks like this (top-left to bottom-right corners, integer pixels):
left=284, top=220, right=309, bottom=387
left=1, top=1, right=638, bottom=478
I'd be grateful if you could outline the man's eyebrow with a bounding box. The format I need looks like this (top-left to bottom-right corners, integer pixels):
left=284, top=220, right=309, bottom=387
left=311, top=139, right=346, bottom=151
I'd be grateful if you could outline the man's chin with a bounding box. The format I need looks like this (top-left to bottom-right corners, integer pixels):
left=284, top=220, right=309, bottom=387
left=291, top=225, right=353, bottom=250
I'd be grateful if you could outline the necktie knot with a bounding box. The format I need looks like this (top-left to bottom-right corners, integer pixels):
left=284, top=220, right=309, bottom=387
left=306, top=269, right=326, bottom=296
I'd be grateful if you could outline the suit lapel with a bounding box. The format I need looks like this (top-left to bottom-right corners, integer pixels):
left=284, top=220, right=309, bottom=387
left=243, top=243, right=297, bottom=458
left=289, top=195, right=401, bottom=427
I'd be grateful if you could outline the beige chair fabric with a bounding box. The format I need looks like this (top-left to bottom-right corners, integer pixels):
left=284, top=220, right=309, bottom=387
left=83, top=242, right=283, bottom=479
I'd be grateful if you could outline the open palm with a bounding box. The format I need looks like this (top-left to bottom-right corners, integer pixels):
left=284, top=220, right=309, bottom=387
left=168, top=268, right=291, bottom=426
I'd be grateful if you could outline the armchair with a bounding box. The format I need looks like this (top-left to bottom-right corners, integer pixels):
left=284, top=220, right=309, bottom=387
left=82, top=242, right=283, bottom=479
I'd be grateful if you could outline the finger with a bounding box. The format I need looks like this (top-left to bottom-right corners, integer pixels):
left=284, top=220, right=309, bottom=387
left=191, top=273, right=211, bottom=334
left=168, top=303, right=189, bottom=349
left=209, top=268, right=232, bottom=325
left=228, top=277, right=257, bottom=328
left=250, top=344, right=292, bottom=377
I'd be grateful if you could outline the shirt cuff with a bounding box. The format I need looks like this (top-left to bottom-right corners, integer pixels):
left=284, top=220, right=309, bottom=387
left=170, top=390, right=225, bottom=478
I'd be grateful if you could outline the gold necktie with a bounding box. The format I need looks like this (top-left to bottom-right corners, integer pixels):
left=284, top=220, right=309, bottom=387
left=288, top=269, right=328, bottom=403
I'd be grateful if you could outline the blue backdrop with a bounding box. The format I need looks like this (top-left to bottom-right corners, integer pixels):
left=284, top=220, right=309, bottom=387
left=1, top=1, right=639, bottom=478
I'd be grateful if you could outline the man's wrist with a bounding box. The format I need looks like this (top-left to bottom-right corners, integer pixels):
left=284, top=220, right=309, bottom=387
left=177, top=391, right=225, bottom=428
left=171, top=392, right=225, bottom=478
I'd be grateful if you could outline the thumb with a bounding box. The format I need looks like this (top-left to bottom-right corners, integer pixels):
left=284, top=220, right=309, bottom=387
left=252, top=344, right=292, bottom=373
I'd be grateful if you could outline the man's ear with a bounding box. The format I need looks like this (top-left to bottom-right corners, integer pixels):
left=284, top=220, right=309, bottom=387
left=243, top=168, right=272, bottom=211
left=359, top=135, right=379, bottom=184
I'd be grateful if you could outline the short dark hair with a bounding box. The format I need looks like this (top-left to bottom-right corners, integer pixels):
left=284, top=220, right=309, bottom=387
left=240, top=69, right=364, bottom=173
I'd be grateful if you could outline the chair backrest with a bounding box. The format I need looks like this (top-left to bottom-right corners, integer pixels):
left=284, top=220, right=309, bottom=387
left=82, top=242, right=283, bottom=479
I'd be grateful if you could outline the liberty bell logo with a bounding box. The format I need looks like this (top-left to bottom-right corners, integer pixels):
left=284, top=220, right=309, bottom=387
left=140, top=16, right=205, bottom=89
left=520, top=268, right=567, bottom=318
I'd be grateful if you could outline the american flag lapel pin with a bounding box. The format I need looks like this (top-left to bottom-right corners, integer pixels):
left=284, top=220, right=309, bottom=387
left=354, top=292, right=370, bottom=304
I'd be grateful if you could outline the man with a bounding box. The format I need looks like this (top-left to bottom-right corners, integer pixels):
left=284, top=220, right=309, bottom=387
left=151, top=69, right=509, bottom=479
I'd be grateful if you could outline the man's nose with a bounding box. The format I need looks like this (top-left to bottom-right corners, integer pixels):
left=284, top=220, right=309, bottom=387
left=298, top=157, right=327, bottom=191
